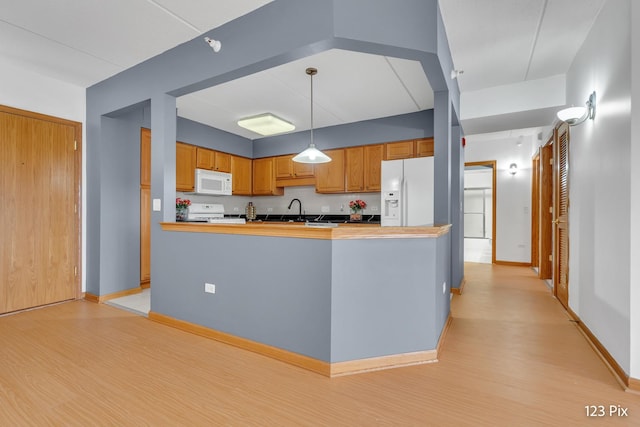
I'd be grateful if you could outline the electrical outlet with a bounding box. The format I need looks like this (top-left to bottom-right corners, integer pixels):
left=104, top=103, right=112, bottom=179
left=233, top=207, right=239, bottom=212
left=205, top=283, right=216, bottom=294
left=370, top=206, right=378, bottom=212
left=267, top=207, right=273, bottom=212
left=321, top=205, right=330, bottom=213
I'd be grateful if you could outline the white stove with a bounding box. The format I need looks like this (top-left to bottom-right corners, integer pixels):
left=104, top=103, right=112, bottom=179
left=187, top=203, right=246, bottom=224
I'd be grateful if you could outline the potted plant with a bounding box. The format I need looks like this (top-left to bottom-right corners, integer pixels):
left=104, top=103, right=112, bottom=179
left=348, top=199, right=367, bottom=222
left=176, top=198, right=191, bottom=221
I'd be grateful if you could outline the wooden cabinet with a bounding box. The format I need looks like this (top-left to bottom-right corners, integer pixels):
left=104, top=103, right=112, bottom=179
left=231, top=155, right=252, bottom=195
left=344, top=145, right=383, bottom=192
left=345, top=146, right=364, bottom=192
left=176, top=142, right=196, bottom=191
left=140, top=128, right=151, bottom=187
left=196, top=147, right=231, bottom=172
left=384, top=140, right=415, bottom=160
left=140, top=187, right=151, bottom=285
left=276, top=155, right=315, bottom=178
left=415, top=138, right=434, bottom=157
left=252, top=157, right=284, bottom=196
left=315, top=149, right=345, bottom=193
left=275, top=154, right=315, bottom=186
left=363, top=144, right=384, bottom=192
left=140, top=128, right=151, bottom=288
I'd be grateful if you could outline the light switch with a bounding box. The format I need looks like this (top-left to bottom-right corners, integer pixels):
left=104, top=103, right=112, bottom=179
left=153, top=199, right=161, bottom=211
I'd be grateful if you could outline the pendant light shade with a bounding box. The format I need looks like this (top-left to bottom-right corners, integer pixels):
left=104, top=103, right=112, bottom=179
left=293, top=67, right=331, bottom=164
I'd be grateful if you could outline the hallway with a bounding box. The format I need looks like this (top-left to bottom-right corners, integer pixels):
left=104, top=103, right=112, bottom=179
left=0, top=264, right=637, bottom=425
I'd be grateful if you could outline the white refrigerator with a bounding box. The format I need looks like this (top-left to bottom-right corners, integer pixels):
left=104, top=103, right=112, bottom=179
left=380, top=157, right=434, bottom=226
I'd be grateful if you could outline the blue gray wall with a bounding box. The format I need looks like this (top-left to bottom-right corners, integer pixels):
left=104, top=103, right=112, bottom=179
left=85, top=0, right=462, bottom=332
left=254, top=110, right=434, bottom=158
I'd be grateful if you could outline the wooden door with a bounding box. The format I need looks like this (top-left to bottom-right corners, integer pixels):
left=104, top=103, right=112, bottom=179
left=196, top=147, right=215, bottom=170
left=315, top=149, right=345, bottom=193
left=554, top=122, right=570, bottom=308
left=345, top=146, right=364, bottom=192
left=0, top=107, right=81, bottom=314
left=363, top=144, right=384, bottom=192
left=176, top=142, right=196, bottom=191
left=539, top=141, right=554, bottom=280
left=415, top=138, right=434, bottom=157
left=384, top=140, right=414, bottom=160
left=213, top=151, right=231, bottom=172
left=140, top=128, right=151, bottom=287
left=531, top=151, right=540, bottom=270
left=231, top=155, right=252, bottom=195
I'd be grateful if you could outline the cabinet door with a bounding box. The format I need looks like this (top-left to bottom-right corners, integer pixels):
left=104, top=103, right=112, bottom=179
left=231, top=155, right=252, bottom=195
left=385, top=140, right=414, bottom=160
left=345, top=146, right=364, bottom=192
left=252, top=158, right=284, bottom=196
left=275, top=155, right=293, bottom=178
left=176, top=142, right=196, bottom=191
left=292, top=160, right=314, bottom=178
left=416, top=138, right=434, bottom=157
left=214, top=151, right=231, bottom=172
left=315, top=149, right=345, bottom=193
left=140, top=188, right=151, bottom=283
left=196, top=147, right=215, bottom=170
left=140, top=128, right=151, bottom=187
left=363, top=144, right=384, bottom=192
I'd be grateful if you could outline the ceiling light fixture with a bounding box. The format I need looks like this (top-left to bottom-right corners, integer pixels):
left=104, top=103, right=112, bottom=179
left=237, top=113, right=295, bottom=136
left=292, top=67, right=331, bottom=164
left=557, top=91, right=596, bottom=126
left=204, top=37, right=221, bottom=53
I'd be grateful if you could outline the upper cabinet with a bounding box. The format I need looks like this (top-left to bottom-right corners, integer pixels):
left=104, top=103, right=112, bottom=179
left=231, top=155, right=252, bottom=196
left=274, top=154, right=315, bottom=187
left=345, top=145, right=383, bottom=193
left=363, top=144, right=384, bottom=192
left=384, top=140, right=415, bottom=160
left=415, top=138, right=434, bottom=157
left=196, top=147, right=231, bottom=173
left=345, top=146, right=364, bottom=192
left=315, top=149, right=345, bottom=193
left=252, top=157, right=284, bottom=196
left=176, top=142, right=196, bottom=192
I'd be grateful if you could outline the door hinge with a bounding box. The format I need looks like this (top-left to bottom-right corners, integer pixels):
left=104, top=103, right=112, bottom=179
left=549, top=255, right=553, bottom=262
left=74, top=266, right=78, bottom=277
left=74, top=140, right=78, bottom=151
left=74, top=203, right=77, bottom=214
left=549, top=206, right=553, bottom=213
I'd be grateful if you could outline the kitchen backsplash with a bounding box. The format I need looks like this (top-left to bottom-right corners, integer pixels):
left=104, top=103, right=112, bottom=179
left=177, top=186, right=381, bottom=217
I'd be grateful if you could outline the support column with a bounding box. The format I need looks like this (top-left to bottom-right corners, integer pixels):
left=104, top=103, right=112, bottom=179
left=433, top=90, right=451, bottom=225
left=450, top=125, right=464, bottom=290
left=150, top=94, right=177, bottom=222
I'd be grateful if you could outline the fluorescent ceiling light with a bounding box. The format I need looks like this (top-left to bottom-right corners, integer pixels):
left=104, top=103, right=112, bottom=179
left=237, top=113, right=295, bottom=136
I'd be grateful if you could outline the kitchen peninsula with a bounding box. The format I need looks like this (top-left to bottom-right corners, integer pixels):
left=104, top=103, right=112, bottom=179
left=153, top=221, right=452, bottom=376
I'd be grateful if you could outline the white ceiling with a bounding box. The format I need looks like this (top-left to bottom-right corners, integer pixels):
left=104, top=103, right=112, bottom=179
left=0, top=0, right=606, bottom=139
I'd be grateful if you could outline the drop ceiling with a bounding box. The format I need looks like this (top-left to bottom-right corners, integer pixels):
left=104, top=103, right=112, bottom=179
left=0, top=0, right=606, bottom=138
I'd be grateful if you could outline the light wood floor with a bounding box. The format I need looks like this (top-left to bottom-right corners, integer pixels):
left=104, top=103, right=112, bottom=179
left=1, top=264, right=638, bottom=426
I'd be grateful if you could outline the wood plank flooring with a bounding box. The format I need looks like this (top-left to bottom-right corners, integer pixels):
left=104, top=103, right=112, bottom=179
left=1, top=264, right=638, bottom=425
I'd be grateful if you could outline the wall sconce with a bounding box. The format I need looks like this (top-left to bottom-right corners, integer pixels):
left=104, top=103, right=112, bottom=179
left=204, top=37, right=221, bottom=53
left=557, top=91, right=596, bottom=126
left=509, top=163, right=518, bottom=175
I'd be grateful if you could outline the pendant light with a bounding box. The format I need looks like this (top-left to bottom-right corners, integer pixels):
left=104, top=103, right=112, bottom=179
left=292, top=67, right=331, bottom=164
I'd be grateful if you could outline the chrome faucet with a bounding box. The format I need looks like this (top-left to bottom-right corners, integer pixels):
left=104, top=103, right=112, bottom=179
left=287, top=198, right=303, bottom=221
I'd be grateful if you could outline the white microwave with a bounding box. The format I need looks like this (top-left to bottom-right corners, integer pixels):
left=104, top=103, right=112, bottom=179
left=194, top=168, right=232, bottom=196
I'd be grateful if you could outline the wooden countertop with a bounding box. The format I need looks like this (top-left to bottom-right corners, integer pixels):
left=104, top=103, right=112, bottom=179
left=160, top=221, right=451, bottom=240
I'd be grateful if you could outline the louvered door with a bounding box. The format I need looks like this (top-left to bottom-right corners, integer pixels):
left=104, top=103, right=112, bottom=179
left=553, top=122, right=570, bottom=309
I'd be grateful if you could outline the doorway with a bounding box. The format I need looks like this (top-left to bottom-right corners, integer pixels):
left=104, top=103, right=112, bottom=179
left=464, top=161, right=496, bottom=264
